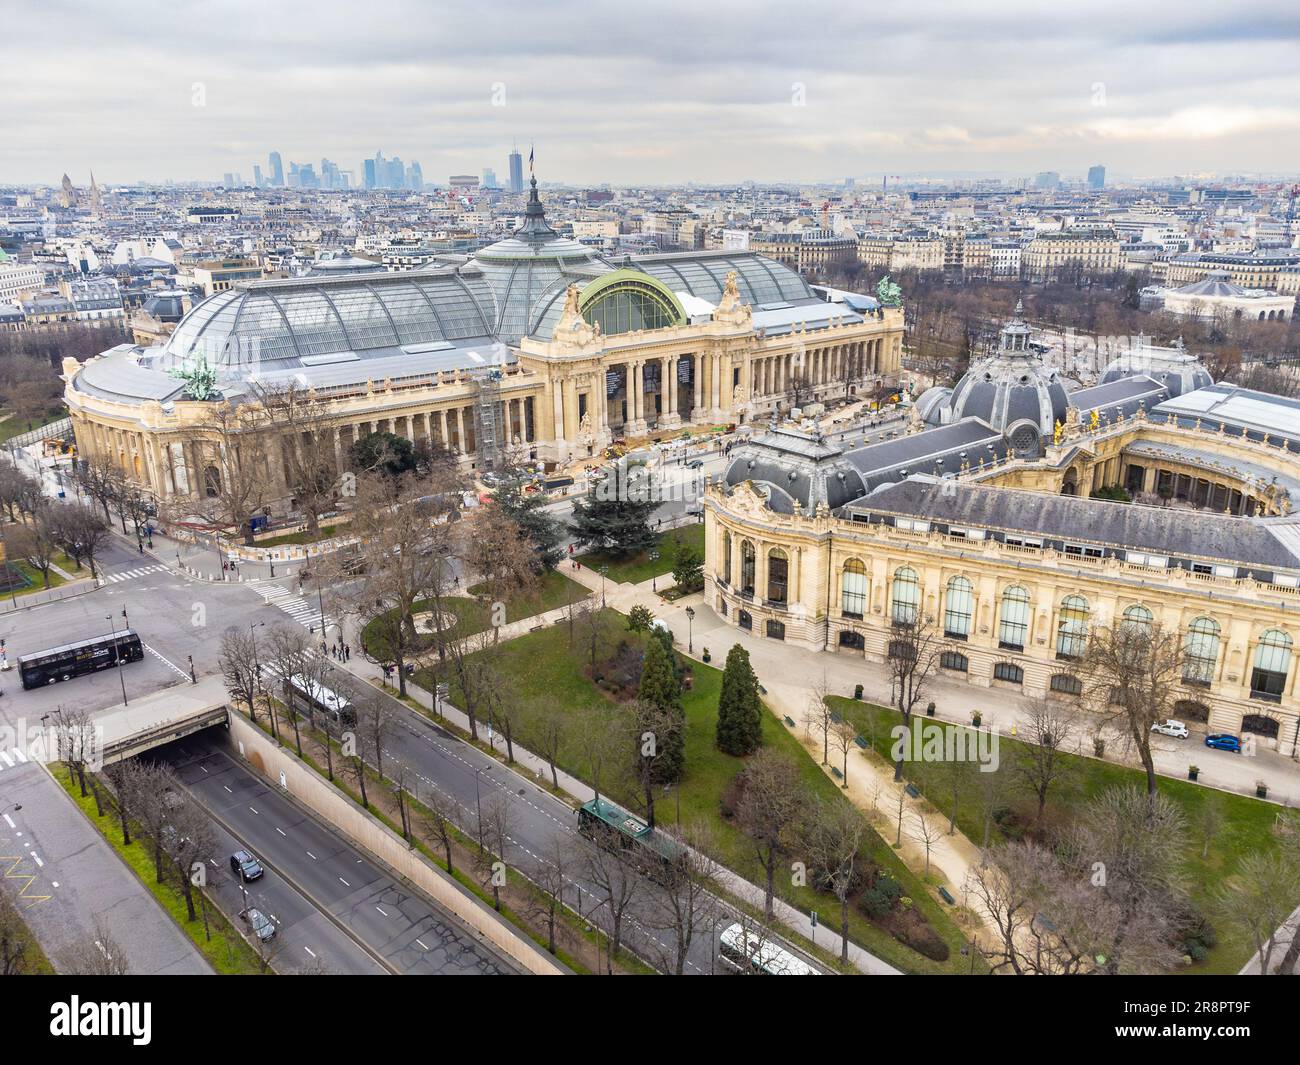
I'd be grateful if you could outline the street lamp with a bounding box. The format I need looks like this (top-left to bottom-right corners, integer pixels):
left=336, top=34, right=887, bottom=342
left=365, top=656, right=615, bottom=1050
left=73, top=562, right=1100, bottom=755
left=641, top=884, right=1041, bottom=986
left=599, top=565, right=609, bottom=609
left=685, top=606, right=695, bottom=654
left=0, top=803, right=20, bottom=816
left=106, top=615, right=128, bottom=706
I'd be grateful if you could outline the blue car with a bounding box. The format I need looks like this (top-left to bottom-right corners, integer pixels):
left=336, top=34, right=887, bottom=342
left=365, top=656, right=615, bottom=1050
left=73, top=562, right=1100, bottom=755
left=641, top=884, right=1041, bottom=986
left=1204, top=734, right=1242, bottom=753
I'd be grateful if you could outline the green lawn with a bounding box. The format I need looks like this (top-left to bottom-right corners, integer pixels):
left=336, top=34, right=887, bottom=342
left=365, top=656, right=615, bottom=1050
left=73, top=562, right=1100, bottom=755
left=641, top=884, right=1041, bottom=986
left=576, top=523, right=705, bottom=585
left=256, top=523, right=341, bottom=547
left=827, top=695, right=1295, bottom=974
left=413, top=610, right=979, bottom=974
left=3, top=557, right=68, bottom=596
left=56, top=766, right=268, bottom=975
left=0, top=409, right=65, bottom=443
left=362, top=569, right=588, bottom=659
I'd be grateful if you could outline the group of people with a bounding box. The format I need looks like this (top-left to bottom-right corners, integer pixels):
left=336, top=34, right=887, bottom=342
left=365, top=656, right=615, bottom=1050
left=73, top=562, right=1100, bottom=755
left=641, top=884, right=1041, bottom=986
left=329, top=643, right=351, bottom=662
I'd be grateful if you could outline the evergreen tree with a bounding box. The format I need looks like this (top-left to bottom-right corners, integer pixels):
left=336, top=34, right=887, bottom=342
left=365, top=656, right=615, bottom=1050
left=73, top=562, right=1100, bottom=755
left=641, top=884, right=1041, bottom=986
left=671, top=544, right=704, bottom=593
left=568, top=482, right=657, bottom=557
left=637, top=636, right=685, bottom=783
left=494, top=470, right=564, bottom=570
left=716, top=644, right=763, bottom=756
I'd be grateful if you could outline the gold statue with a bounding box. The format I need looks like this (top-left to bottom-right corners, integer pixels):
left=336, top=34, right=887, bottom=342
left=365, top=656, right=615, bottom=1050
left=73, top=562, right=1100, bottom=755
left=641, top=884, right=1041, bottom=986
left=1053, top=420, right=1064, bottom=445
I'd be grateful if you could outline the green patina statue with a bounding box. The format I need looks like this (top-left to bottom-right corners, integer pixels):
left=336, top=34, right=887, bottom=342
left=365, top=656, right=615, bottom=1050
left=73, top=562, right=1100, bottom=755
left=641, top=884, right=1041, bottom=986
left=876, top=274, right=902, bottom=307
left=169, top=355, right=221, bottom=401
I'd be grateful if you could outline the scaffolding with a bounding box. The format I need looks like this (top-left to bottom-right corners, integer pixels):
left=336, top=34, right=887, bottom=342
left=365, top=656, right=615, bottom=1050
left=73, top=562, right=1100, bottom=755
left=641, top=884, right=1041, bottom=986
left=472, top=368, right=504, bottom=472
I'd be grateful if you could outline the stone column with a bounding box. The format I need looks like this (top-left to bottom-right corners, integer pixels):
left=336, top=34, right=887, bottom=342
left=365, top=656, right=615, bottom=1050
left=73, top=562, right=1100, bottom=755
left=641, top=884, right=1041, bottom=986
left=456, top=408, right=467, bottom=455
left=552, top=377, right=566, bottom=450
left=692, top=354, right=703, bottom=414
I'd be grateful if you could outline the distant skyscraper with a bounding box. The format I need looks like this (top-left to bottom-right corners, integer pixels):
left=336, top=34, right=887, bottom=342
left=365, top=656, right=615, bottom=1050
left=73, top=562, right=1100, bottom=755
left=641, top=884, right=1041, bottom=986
left=364, top=158, right=377, bottom=189
left=482, top=168, right=497, bottom=189
left=223, top=172, right=235, bottom=188
left=1034, top=170, right=1061, bottom=190
left=508, top=146, right=523, bottom=194
left=253, top=164, right=263, bottom=188
left=1088, top=164, right=1106, bottom=190
left=268, top=151, right=284, bottom=186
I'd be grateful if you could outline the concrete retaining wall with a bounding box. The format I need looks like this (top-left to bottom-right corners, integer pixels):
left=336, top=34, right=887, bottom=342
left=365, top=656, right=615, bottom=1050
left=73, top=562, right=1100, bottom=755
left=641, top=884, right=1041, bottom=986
left=226, top=712, right=564, bottom=975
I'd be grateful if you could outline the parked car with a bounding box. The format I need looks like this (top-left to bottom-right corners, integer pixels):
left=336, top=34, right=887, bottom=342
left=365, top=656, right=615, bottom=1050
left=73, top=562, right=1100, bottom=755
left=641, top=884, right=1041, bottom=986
left=230, top=849, right=264, bottom=881
left=241, top=908, right=276, bottom=941
left=1204, top=734, right=1242, bottom=753
left=1151, top=719, right=1189, bottom=738
left=686, top=459, right=704, bottom=470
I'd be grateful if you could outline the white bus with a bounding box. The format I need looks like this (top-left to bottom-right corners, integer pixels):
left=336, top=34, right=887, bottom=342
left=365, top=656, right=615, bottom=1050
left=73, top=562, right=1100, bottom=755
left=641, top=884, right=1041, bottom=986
left=717, top=923, right=820, bottom=975
left=283, top=673, right=355, bottom=727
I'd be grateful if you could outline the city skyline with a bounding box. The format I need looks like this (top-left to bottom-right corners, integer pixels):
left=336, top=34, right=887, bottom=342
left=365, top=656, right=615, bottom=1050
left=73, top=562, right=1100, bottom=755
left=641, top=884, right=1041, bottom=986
left=4, top=0, right=1299, bottom=186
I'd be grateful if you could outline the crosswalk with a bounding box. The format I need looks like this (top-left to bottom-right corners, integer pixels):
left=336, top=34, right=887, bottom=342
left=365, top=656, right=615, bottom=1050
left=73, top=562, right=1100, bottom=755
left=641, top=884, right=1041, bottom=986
left=0, top=745, right=30, bottom=775
left=99, top=563, right=168, bottom=584
left=252, top=584, right=338, bottom=635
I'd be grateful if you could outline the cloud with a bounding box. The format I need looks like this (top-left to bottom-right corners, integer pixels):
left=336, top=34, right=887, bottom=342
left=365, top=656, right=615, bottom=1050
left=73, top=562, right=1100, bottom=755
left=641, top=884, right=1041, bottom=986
left=3, top=0, right=1298, bottom=183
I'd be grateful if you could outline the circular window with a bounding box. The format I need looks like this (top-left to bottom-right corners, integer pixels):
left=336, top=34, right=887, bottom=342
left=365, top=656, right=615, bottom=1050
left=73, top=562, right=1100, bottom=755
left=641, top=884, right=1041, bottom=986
left=1009, top=425, right=1039, bottom=453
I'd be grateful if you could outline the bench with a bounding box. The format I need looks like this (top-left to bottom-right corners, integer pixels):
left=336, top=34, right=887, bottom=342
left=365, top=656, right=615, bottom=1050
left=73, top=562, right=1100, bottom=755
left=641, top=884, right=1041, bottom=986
left=904, top=783, right=920, bottom=799
left=937, top=886, right=955, bottom=905
left=783, top=716, right=797, bottom=728
left=830, top=766, right=843, bottom=780
left=853, top=735, right=868, bottom=749
left=830, top=711, right=842, bottom=723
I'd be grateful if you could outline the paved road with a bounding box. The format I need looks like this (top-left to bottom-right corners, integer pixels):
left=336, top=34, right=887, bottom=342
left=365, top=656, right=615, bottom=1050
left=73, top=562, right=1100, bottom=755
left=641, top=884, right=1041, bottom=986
left=0, top=760, right=211, bottom=974
left=316, top=662, right=824, bottom=975
left=153, top=731, right=514, bottom=975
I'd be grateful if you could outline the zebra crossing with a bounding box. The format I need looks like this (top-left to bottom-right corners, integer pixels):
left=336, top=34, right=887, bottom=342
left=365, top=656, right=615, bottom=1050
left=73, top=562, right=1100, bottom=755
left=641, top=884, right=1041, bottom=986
left=252, top=583, right=338, bottom=635
left=0, top=745, right=30, bottom=775
left=99, top=563, right=168, bottom=584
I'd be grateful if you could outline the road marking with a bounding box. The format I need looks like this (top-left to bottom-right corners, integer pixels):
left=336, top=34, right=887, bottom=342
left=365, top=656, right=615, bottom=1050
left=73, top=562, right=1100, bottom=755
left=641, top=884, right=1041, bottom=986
left=31, top=854, right=42, bottom=867
left=275, top=827, right=286, bottom=836
left=306, top=851, right=317, bottom=860
left=249, top=806, right=258, bottom=814
left=2, top=815, right=13, bottom=829
left=144, top=643, right=190, bottom=680
left=338, top=876, right=350, bottom=887
left=223, top=785, right=232, bottom=793
left=304, top=947, right=317, bottom=958
left=375, top=905, right=388, bottom=917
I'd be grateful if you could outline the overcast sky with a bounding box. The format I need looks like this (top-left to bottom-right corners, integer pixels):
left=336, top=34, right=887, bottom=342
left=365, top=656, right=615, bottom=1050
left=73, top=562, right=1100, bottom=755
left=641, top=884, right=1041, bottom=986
left=5, top=0, right=1299, bottom=187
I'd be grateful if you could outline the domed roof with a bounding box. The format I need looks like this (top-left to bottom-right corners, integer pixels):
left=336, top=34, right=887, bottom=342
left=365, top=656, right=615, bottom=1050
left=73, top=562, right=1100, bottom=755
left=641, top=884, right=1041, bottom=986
left=1100, top=338, right=1214, bottom=398
left=923, top=301, right=1068, bottom=455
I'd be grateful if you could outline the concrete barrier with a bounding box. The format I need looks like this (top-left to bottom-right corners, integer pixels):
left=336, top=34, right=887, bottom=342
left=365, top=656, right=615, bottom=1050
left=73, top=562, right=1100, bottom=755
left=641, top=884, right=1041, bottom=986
left=226, top=712, right=565, bottom=975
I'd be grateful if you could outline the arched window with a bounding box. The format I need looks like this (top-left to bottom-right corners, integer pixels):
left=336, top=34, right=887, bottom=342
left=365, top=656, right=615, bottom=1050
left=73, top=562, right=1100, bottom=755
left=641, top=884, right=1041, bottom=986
left=940, top=650, right=968, bottom=672
left=890, top=566, right=920, bottom=625
left=1056, top=595, right=1090, bottom=660
left=839, top=630, right=865, bottom=651
left=1241, top=714, right=1280, bottom=738
left=582, top=280, right=681, bottom=336
left=740, top=540, right=755, bottom=596
left=943, top=576, right=973, bottom=639
left=1050, top=673, right=1083, bottom=696
left=767, top=548, right=789, bottom=605
left=1122, top=604, right=1153, bottom=634
left=841, top=559, right=867, bottom=619
left=737, top=609, right=752, bottom=631
left=1250, top=629, right=1292, bottom=702
left=993, top=662, right=1024, bottom=684
left=998, top=586, right=1031, bottom=650
left=766, top=619, right=786, bottom=640
left=1173, top=699, right=1210, bottom=723
left=1183, top=617, right=1220, bottom=686
left=722, top=532, right=732, bottom=585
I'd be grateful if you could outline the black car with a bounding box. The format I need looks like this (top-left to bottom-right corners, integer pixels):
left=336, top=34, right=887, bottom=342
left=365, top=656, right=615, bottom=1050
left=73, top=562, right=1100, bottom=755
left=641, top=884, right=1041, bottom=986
left=686, top=459, right=705, bottom=469
left=230, top=849, right=264, bottom=881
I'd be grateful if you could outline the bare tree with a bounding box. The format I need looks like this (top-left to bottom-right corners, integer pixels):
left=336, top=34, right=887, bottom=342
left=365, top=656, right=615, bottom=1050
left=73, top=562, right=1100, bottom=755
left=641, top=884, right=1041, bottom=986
left=1011, top=695, right=1078, bottom=829
left=1212, top=851, right=1299, bottom=976
left=354, top=688, right=395, bottom=782
left=0, top=889, right=42, bottom=975
left=218, top=626, right=261, bottom=722
left=56, top=918, right=131, bottom=976
left=247, top=380, right=344, bottom=538
left=885, top=615, right=943, bottom=781
left=580, top=836, right=640, bottom=962
left=417, top=782, right=465, bottom=878
left=910, top=810, right=944, bottom=879
left=646, top=820, right=722, bottom=976
left=803, top=676, right=834, bottom=765
left=527, top=696, right=568, bottom=790
left=183, top=400, right=272, bottom=545
left=830, top=717, right=857, bottom=786
left=48, top=503, right=109, bottom=579
left=159, top=789, right=216, bottom=923
left=734, top=749, right=808, bottom=920
left=266, top=624, right=314, bottom=755
left=479, top=792, right=514, bottom=912
left=804, top=797, right=867, bottom=967
left=528, top=832, right=571, bottom=956
left=1082, top=621, right=1184, bottom=798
